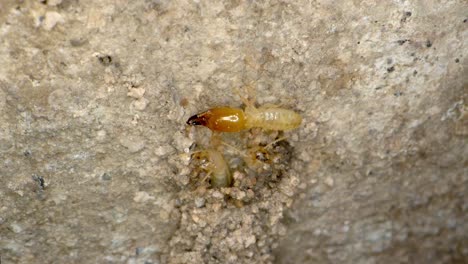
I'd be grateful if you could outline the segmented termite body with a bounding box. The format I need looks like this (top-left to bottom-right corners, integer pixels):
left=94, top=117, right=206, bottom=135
left=191, top=149, right=232, bottom=188
left=187, top=104, right=302, bottom=132
left=245, top=106, right=302, bottom=131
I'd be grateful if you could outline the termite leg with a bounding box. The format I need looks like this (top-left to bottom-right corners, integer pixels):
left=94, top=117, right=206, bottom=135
left=201, top=171, right=212, bottom=183
left=244, top=81, right=257, bottom=105
left=209, top=131, right=223, bottom=150
left=234, top=88, right=254, bottom=108
left=235, top=81, right=257, bottom=109
left=221, top=141, right=260, bottom=171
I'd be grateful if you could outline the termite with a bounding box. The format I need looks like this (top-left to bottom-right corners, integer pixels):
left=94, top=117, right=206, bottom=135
left=191, top=148, right=232, bottom=188
left=186, top=89, right=302, bottom=132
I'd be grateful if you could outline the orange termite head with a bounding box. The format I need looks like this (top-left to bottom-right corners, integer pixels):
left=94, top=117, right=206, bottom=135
left=186, top=107, right=246, bottom=132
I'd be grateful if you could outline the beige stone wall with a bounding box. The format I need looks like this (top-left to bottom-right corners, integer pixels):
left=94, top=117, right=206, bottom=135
left=0, top=1, right=466, bottom=263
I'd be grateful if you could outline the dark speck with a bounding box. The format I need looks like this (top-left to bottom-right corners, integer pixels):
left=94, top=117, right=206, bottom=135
left=98, top=55, right=113, bottom=66
left=401, top=11, right=412, bottom=22
left=357, top=41, right=360, bottom=44
left=397, top=39, right=408, bottom=45
left=101, top=172, right=112, bottom=181
left=425, top=40, right=432, bottom=48
left=32, top=174, right=45, bottom=189
left=464, top=18, right=467, bottom=23
left=413, top=70, right=418, bottom=76
left=455, top=58, right=459, bottom=63
left=135, top=247, right=144, bottom=256
left=174, top=198, right=182, bottom=207
left=70, top=38, right=88, bottom=47
left=394, top=91, right=403, bottom=97
left=24, top=150, right=32, bottom=157
left=387, top=66, right=395, bottom=73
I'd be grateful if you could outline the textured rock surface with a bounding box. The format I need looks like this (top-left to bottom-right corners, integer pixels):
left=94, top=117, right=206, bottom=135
left=0, top=1, right=466, bottom=263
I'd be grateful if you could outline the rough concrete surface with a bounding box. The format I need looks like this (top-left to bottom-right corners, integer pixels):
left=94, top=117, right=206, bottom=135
left=0, top=0, right=466, bottom=263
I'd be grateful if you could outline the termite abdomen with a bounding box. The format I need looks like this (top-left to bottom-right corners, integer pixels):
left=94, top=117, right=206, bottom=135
left=245, top=108, right=302, bottom=131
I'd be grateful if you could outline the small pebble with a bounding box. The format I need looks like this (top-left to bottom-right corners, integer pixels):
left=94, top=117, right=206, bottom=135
left=244, top=235, right=256, bottom=248
left=133, top=191, right=155, bottom=203
left=101, top=173, right=112, bottom=181
left=212, top=191, right=224, bottom=199
left=10, top=223, right=23, bottom=233
left=96, top=130, right=107, bottom=141
left=47, top=0, right=63, bottom=6
left=42, top=11, right=64, bottom=31
left=132, top=98, right=149, bottom=111
left=194, top=197, right=205, bottom=208
left=127, top=88, right=146, bottom=99
left=154, top=146, right=175, bottom=157
left=324, top=176, right=334, bottom=187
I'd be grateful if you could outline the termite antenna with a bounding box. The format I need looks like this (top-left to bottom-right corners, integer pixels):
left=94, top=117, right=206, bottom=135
left=221, top=141, right=248, bottom=158
left=264, top=136, right=288, bottom=149
left=234, top=83, right=257, bottom=109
